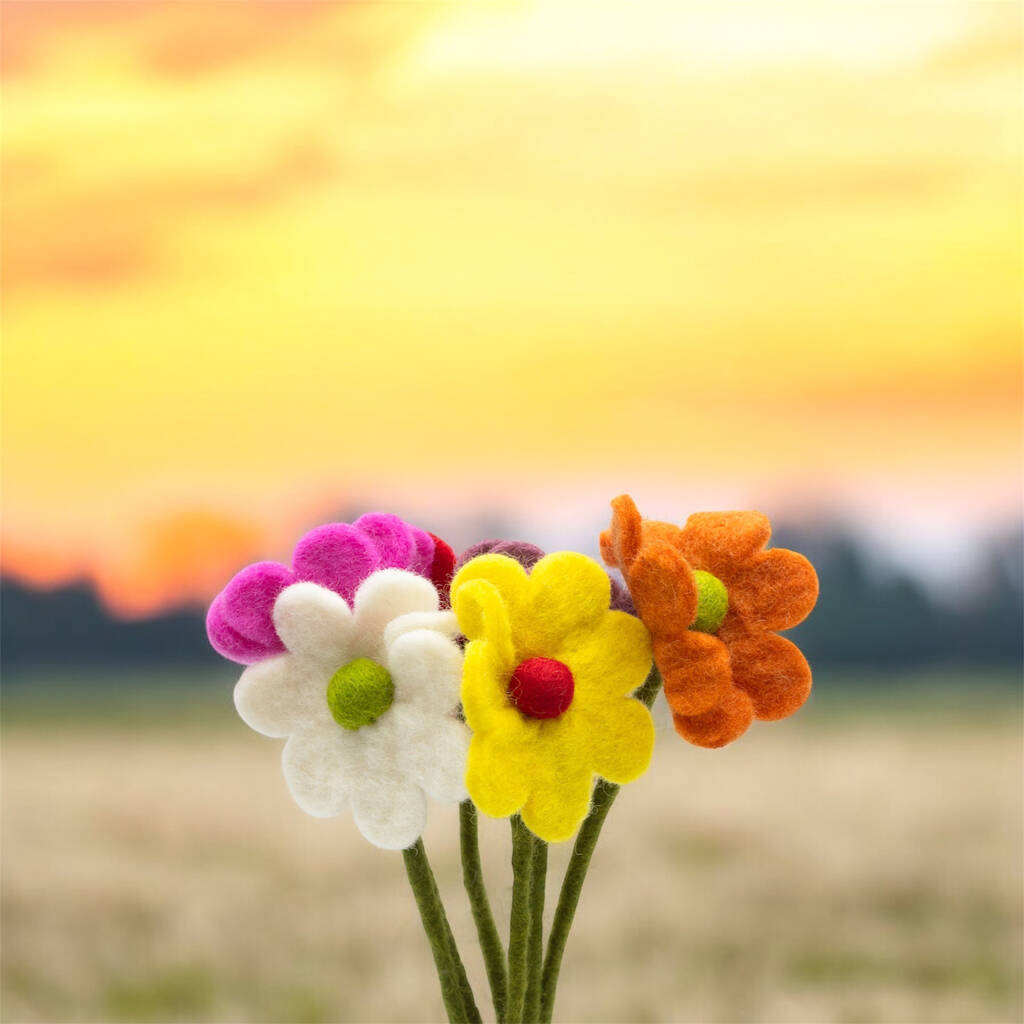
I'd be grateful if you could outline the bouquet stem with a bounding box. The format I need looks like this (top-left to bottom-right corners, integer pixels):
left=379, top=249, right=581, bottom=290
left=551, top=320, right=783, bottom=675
left=461, top=801, right=509, bottom=1021
left=403, top=839, right=482, bottom=1023
left=539, top=666, right=662, bottom=1022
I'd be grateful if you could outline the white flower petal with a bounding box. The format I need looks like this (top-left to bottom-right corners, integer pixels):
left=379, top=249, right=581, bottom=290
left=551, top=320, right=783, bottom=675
left=351, top=570, right=439, bottom=661
left=235, top=656, right=332, bottom=737
left=282, top=727, right=358, bottom=818
left=383, top=610, right=460, bottom=650
left=387, top=628, right=464, bottom=710
left=391, top=706, right=470, bottom=804
left=273, top=582, right=353, bottom=666
left=350, top=774, right=428, bottom=850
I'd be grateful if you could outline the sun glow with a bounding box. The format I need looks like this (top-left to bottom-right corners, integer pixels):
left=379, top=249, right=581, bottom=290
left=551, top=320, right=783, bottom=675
left=2, top=0, right=1020, bottom=614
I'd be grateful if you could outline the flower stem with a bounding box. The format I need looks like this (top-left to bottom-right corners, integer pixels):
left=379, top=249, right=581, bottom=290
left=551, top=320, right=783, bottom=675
left=460, top=801, right=509, bottom=1023
left=539, top=665, right=662, bottom=1023
left=403, top=839, right=482, bottom=1023
left=506, top=815, right=534, bottom=1022
left=523, top=831, right=548, bottom=1022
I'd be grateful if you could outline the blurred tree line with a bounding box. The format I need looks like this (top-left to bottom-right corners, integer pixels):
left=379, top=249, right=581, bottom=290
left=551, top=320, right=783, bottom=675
left=2, top=523, right=1021, bottom=675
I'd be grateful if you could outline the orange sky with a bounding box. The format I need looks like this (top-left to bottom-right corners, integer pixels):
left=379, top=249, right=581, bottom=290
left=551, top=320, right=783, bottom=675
left=2, top=0, right=1021, bottom=615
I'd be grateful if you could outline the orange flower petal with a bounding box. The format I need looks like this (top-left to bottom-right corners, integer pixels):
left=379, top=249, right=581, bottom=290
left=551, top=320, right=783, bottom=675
left=672, top=687, right=753, bottom=749
left=627, top=542, right=697, bottom=635
left=641, top=519, right=685, bottom=548
left=602, top=494, right=642, bottom=570
left=727, top=630, right=812, bottom=721
left=728, top=548, right=819, bottom=632
left=679, top=511, right=771, bottom=576
left=658, top=630, right=731, bottom=717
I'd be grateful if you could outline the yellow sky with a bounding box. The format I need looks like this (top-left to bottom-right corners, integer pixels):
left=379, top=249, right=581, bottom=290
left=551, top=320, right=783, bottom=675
left=1, top=0, right=1020, bottom=612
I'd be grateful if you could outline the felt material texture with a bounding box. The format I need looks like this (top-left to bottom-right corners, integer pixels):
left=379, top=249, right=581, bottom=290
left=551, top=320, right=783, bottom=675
left=691, top=570, right=729, bottom=633
left=509, top=657, right=575, bottom=719
left=451, top=552, right=655, bottom=843
left=233, top=570, right=469, bottom=849
left=456, top=539, right=636, bottom=616
left=207, top=514, right=454, bottom=664
left=601, top=495, right=818, bottom=749
left=327, top=658, right=395, bottom=730
left=427, top=532, right=457, bottom=608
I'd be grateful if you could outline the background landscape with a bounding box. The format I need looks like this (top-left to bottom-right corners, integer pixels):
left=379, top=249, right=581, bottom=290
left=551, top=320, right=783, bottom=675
left=2, top=2, right=1021, bottom=1022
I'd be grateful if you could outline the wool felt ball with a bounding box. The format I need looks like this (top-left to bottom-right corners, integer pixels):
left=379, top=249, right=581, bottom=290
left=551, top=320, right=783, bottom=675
left=208, top=514, right=455, bottom=665
left=509, top=657, right=575, bottom=719
left=451, top=551, right=655, bottom=843
left=691, top=570, right=729, bottom=634
left=601, top=495, right=818, bottom=749
left=327, top=658, right=395, bottom=730
left=232, top=569, right=469, bottom=850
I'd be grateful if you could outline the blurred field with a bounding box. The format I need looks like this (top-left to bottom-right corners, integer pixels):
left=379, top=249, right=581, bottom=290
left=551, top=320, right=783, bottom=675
left=2, top=674, right=1021, bottom=1024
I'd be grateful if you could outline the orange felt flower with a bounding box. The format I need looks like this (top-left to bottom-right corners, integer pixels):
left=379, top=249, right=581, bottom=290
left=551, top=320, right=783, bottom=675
left=600, top=495, right=818, bottom=748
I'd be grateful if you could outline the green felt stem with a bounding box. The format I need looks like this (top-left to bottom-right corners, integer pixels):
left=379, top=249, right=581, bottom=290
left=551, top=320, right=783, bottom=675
left=506, top=816, right=534, bottom=1023
left=403, top=839, right=482, bottom=1024
left=539, top=665, right=662, bottom=1023
left=524, top=832, right=548, bottom=1023
left=460, top=801, right=509, bottom=1023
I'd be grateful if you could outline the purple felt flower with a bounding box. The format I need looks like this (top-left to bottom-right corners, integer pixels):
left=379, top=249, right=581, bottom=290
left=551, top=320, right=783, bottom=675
left=455, top=539, right=636, bottom=616
left=207, top=513, right=438, bottom=664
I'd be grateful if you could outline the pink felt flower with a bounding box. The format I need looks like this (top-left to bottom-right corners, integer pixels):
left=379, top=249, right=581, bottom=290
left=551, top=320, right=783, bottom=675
left=207, top=513, right=455, bottom=664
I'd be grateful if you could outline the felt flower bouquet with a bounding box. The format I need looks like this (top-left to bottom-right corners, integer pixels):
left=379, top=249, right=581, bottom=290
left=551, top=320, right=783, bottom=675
left=207, top=497, right=818, bottom=1023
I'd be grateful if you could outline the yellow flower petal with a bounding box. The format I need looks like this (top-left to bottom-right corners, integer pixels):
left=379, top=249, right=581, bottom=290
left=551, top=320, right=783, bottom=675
left=575, top=698, right=655, bottom=785
left=462, top=638, right=518, bottom=733
left=520, top=759, right=595, bottom=843
left=465, top=731, right=535, bottom=820
left=554, top=609, right=653, bottom=703
left=520, top=552, right=612, bottom=652
left=451, top=555, right=529, bottom=640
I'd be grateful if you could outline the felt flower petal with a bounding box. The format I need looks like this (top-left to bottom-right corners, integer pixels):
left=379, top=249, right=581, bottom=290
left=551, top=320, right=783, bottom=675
left=451, top=554, right=530, bottom=635
left=680, top=511, right=772, bottom=575
left=235, top=655, right=333, bottom=737
left=626, top=543, right=698, bottom=634
left=351, top=776, right=429, bottom=850
left=578, top=698, right=655, bottom=785
left=352, top=512, right=416, bottom=570
left=672, top=688, right=754, bottom=749
left=520, top=760, right=594, bottom=843
left=206, top=562, right=292, bottom=663
left=555, top=610, right=653, bottom=702
left=727, top=630, right=812, bottom=721
left=281, top=728, right=355, bottom=817
left=273, top=582, right=353, bottom=667
left=351, top=569, right=439, bottom=660
left=658, top=631, right=733, bottom=717
left=456, top=539, right=546, bottom=574
left=461, top=637, right=520, bottom=733
left=207, top=593, right=279, bottom=664
left=728, top=548, right=819, bottom=632
left=525, top=552, right=612, bottom=648
left=292, top=523, right=380, bottom=604
left=388, top=628, right=464, bottom=709
left=391, top=706, right=471, bottom=804
left=600, top=494, right=642, bottom=570
left=452, top=578, right=517, bottom=666
left=465, top=733, right=532, bottom=820
left=383, top=609, right=461, bottom=650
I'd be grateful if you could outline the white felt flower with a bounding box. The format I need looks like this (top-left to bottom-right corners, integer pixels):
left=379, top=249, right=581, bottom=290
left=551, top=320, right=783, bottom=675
left=234, top=568, right=470, bottom=850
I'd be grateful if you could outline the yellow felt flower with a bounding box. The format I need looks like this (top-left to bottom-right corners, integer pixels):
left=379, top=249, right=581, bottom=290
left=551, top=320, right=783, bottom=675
left=451, top=551, right=655, bottom=843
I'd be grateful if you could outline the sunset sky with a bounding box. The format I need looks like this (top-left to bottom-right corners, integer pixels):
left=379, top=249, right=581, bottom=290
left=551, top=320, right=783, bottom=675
left=2, top=1, right=1020, bottom=616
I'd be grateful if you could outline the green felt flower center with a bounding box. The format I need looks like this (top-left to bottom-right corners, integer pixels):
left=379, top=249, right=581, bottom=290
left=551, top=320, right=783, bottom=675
left=689, top=570, right=729, bottom=634
left=326, top=657, right=395, bottom=731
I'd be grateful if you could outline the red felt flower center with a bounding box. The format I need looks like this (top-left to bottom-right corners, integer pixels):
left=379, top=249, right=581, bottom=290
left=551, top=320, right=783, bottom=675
left=508, top=657, right=575, bottom=719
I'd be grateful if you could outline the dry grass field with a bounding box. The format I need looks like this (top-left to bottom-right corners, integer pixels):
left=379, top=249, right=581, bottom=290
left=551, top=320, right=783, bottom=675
left=2, top=674, right=1021, bottom=1024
